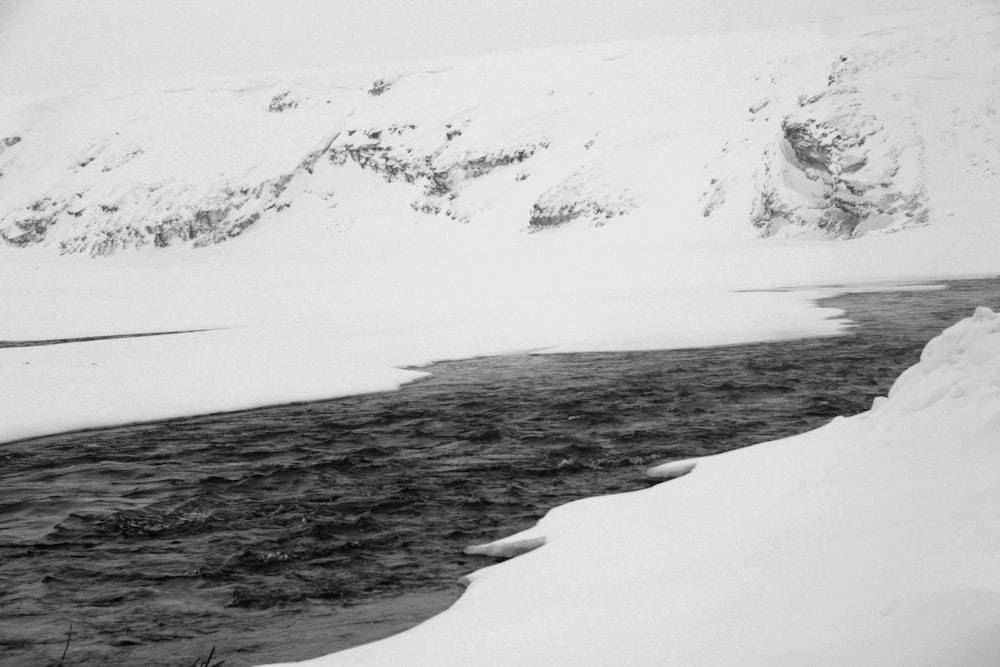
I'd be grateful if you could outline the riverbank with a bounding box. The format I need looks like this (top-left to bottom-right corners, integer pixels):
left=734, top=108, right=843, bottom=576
left=2, top=278, right=996, bottom=666
left=263, top=304, right=1000, bottom=667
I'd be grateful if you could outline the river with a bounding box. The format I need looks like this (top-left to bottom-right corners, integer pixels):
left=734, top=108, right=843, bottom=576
left=1, top=277, right=997, bottom=666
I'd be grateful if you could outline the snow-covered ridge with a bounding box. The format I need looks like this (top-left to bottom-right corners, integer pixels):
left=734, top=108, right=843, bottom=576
left=2, top=4, right=997, bottom=254
left=704, top=7, right=1000, bottom=239
left=0, top=47, right=656, bottom=255
left=262, top=307, right=1000, bottom=666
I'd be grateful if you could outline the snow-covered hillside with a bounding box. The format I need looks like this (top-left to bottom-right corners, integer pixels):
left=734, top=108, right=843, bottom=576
left=1, top=4, right=998, bottom=445
left=3, top=3, right=1000, bottom=665
left=1, top=5, right=997, bottom=253
left=263, top=306, right=1000, bottom=667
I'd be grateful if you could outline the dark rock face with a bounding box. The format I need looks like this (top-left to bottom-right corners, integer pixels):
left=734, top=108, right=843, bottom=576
left=749, top=87, right=928, bottom=238
left=268, top=92, right=299, bottom=113
left=0, top=136, right=22, bottom=179
left=460, top=144, right=546, bottom=179
left=0, top=198, right=65, bottom=247
left=53, top=170, right=298, bottom=255
left=328, top=129, right=550, bottom=217
left=528, top=170, right=635, bottom=229
left=368, top=79, right=393, bottom=96
left=0, top=110, right=560, bottom=255
left=528, top=198, right=631, bottom=229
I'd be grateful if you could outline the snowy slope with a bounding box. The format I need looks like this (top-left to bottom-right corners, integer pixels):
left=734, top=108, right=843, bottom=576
left=2, top=4, right=1000, bottom=665
left=1, top=5, right=997, bottom=253
left=704, top=7, right=1000, bottom=241
left=260, top=306, right=1000, bottom=666
left=1, top=3, right=999, bottom=446
left=1, top=40, right=724, bottom=252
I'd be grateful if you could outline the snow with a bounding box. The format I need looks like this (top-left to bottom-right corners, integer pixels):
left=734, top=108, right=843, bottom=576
left=0, top=244, right=850, bottom=443
left=1, top=0, right=999, bottom=665
left=259, top=306, right=1000, bottom=667
left=2, top=3, right=998, bottom=445
left=645, top=458, right=697, bottom=480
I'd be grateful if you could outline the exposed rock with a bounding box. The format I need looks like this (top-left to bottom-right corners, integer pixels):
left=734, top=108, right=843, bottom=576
left=410, top=200, right=442, bottom=215
left=701, top=178, right=726, bottom=218
left=0, top=198, right=67, bottom=247
left=458, top=144, right=545, bottom=179
left=748, top=98, right=771, bottom=114
left=298, top=135, right=338, bottom=174
left=529, top=169, right=635, bottom=229
left=749, top=86, right=928, bottom=238
left=528, top=198, right=632, bottom=229
left=388, top=124, right=416, bottom=136
left=268, top=91, right=299, bottom=113
left=367, top=79, right=393, bottom=96
left=100, top=148, right=144, bottom=173
left=44, top=167, right=300, bottom=256
left=328, top=130, right=550, bottom=214
left=329, top=142, right=432, bottom=186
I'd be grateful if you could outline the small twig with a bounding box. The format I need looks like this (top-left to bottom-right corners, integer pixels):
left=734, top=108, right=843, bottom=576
left=58, top=623, right=73, bottom=666
left=190, top=645, right=219, bottom=667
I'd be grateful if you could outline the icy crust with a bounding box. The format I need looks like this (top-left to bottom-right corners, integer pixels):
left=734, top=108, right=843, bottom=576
left=263, top=308, right=1000, bottom=666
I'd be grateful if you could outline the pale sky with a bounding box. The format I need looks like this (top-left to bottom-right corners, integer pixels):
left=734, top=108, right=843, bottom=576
left=0, top=0, right=968, bottom=99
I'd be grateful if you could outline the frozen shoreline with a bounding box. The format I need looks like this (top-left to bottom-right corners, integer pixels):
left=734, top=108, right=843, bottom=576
left=6, top=280, right=994, bottom=667
left=2, top=3, right=999, bottom=664
left=0, top=278, right=936, bottom=446
left=0, top=271, right=964, bottom=446
left=258, top=306, right=1000, bottom=667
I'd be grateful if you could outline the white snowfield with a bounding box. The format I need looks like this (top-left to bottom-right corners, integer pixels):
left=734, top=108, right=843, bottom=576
left=261, top=306, right=1000, bottom=666
left=1, top=2, right=998, bottom=444
left=1, top=1, right=999, bottom=665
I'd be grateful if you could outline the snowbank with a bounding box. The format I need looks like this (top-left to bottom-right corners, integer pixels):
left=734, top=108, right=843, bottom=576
left=260, top=307, right=1000, bottom=666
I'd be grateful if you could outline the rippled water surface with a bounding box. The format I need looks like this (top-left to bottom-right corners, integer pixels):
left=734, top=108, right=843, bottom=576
left=1, top=278, right=997, bottom=666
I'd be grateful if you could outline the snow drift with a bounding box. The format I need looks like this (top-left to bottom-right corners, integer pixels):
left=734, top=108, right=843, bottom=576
left=260, top=306, right=1000, bottom=666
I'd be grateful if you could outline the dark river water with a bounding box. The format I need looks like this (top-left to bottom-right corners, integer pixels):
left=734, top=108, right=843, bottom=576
left=1, top=277, right=997, bottom=667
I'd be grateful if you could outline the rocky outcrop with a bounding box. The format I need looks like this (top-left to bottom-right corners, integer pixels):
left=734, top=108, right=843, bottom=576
left=0, top=197, right=66, bottom=247
left=328, top=128, right=550, bottom=216
left=0, top=109, right=561, bottom=255
left=51, top=170, right=298, bottom=255
left=529, top=169, right=635, bottom=229
left=0, top=135, right=21, bottom=179
left=268, top=91, right=299, bottom=113
left=749, top=86, right=928, bottom=238
left=367, top=79, right=394, bottom=96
